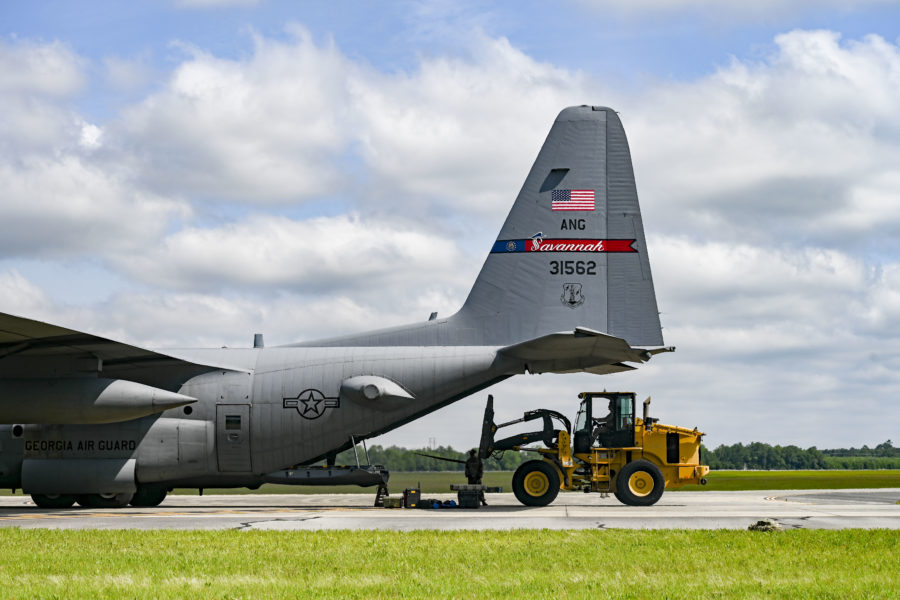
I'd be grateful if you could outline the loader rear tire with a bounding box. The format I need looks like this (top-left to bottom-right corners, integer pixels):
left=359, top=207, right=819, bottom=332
left=513, top=460, right=560, bottom=506
left=614, top=460, right=664, bottom=506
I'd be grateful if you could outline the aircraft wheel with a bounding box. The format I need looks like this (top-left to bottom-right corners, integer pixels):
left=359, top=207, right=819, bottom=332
left=130, top=485, right=168, bottom=507
left=31, top=494, right=76, bottom=509
left=614, top=460, right=664, bottom=506
left=76, top=493, right=134, bottom=509
left=512, top=460, right=561, bottom=506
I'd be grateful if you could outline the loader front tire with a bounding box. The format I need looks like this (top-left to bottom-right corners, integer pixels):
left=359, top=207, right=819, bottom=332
left=513, top=460, right=560, bottom=506
left=614, top=460, right=664, bottom=506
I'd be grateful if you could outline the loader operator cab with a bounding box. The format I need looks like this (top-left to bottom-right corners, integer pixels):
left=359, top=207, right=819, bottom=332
left=573, top=392, right=635, bottom=453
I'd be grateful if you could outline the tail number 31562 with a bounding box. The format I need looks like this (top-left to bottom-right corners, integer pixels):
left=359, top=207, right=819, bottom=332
left=550, top=260, right=597, bottom=275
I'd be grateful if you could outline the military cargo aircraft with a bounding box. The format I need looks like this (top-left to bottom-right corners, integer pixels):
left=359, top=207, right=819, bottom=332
left=0, top=105, right=671, bottom=508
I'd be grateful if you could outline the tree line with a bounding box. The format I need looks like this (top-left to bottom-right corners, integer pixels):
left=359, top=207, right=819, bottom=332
left=703, top=440, right=898, bottom=470
left=329, top=440, right=898, bottom=471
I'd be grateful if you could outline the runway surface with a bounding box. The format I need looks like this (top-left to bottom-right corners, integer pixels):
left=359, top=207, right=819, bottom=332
left=0, top=489, right=897, bottom=531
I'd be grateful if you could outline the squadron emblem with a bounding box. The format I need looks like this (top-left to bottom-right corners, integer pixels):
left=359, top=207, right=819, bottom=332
left=561, top=283, right=585, bottom=309
left=283, top=388, right=340, bottom=420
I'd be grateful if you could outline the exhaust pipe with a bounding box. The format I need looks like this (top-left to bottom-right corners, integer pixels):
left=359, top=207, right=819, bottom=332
left=643, top=396, right=651, bottom=421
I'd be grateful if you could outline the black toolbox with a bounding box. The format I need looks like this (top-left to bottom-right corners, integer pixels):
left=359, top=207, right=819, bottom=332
left=457, top=490, right=480, bottom=508
left=403, top=487, right=420, bottom=508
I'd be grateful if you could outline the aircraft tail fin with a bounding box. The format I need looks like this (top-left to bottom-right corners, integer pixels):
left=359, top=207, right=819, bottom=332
left=291, top=106, right=664, bottom=352
left=453, top=106, right=663, bottom=347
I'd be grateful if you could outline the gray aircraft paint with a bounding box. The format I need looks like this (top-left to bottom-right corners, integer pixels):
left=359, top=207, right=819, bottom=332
left=0, top=106, right=669, bottom=497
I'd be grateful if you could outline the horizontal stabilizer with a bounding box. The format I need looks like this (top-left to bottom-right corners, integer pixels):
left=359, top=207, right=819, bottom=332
left=497, top=327, right=673, bottom=375
left=584, top=363, right=636, bottom=375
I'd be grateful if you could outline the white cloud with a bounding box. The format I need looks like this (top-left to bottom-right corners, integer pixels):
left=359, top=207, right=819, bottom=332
left=0, top=270, right=433, bottom=350
left=96, top=292, right=394, bottom=349
left=858, top=263, right=900, bottom=335
left=348, top=35, right=594, bottom=218
left=104, top=27, right=900, bottom=246
left=0, top=39, right=84, bottom=97
left=113, top=27, right=597, bottom=218
left=0, top=40, right=88, bottom=155
left=112, top=214, right=473, bottom=304
left=626, top=30, right=900, bottom=250
left=79, top=123, right=103, bottom=150
left=0, top=270, right=51, bottom=316
left=118, top=27, right=354, bottom=204
left=653, top=236, right=868, bottom=319
left=0, top=156, right=189, bottom=257
left=103, top=56, right=154, bottom=93
left=0, top=40, right=189, bottom=258
left=636, top=233, right=900, bottom=448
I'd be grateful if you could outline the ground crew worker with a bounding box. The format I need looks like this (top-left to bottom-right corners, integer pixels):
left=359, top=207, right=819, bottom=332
left=592, top=399, right=615, bottom=445
left=465, top=449, right=487, bottom=506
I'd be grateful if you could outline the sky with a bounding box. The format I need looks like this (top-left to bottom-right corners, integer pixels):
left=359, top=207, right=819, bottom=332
left=2, top=0, right=899, bottom=452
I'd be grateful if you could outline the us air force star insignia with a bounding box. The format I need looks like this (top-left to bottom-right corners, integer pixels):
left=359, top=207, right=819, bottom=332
left=283, top=388, right=340, bottom=420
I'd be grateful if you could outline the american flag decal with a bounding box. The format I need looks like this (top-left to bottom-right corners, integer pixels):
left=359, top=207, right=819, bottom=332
left=551, top=189, right=595, bottom=211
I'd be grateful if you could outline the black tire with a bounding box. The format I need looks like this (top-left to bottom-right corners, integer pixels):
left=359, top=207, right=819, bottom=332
left=614, top=460, right=664, bottom=506
left=31, top=493, right=76, bottom=508
left=512, top=460, right=561, bottom=506
left=130, top=485, right=168, bottom=507
left=76, top=493, right=134, bottom=508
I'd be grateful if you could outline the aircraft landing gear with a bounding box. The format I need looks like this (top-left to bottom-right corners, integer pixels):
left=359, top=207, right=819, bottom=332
left=130, top=485, right=168, bottom=507
left=76, top=492, right=134, bottom=508
left=31, top=493, right=76, bottom=508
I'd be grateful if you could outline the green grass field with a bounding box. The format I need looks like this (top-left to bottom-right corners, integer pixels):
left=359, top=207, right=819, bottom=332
left=676, top=469, right=900, bottom=491
left=0, top=529, right=895, bottom=599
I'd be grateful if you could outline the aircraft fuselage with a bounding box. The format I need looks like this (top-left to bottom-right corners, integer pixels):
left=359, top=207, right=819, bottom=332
left=0, top=346, right=512, bottom=490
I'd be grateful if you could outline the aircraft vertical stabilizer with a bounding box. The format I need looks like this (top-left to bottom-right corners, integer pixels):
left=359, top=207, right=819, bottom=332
left=455, top=105, right=662, bottom=347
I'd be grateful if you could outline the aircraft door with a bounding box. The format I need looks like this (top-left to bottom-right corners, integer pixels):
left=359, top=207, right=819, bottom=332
left=216, top=404, right=252, bottom=472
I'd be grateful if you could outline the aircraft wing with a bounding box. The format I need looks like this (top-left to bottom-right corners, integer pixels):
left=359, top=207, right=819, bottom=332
left=0, top=311, right=234, bottom=391
left=497, top=327, right=674, bottom=375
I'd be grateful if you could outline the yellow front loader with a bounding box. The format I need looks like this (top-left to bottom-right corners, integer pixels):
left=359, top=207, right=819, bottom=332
left=480, top=392, right=709, bottom=506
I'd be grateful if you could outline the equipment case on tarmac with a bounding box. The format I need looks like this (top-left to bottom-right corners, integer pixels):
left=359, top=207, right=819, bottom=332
left=457, top=490, right=480, bottom=508
left=450, top=484, right=503, bottom=509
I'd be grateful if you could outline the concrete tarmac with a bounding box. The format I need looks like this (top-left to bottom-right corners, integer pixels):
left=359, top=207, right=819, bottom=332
left=0, top=489, right=897, bottom=531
